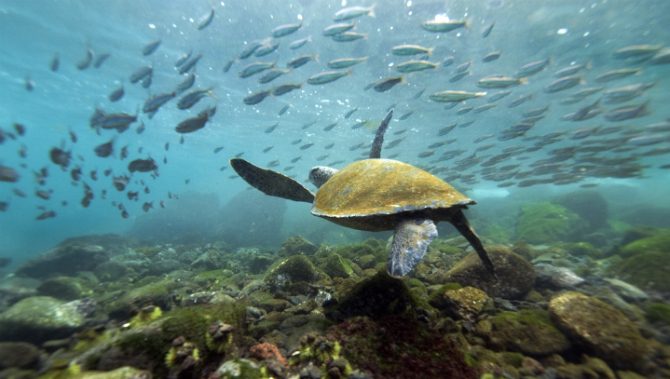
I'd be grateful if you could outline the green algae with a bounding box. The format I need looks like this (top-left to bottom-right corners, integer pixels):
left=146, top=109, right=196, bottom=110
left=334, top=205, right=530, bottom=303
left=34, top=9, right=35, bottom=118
left=515, top=202, right=585, bottom=243
left=617, top=228, right=670, bottom=258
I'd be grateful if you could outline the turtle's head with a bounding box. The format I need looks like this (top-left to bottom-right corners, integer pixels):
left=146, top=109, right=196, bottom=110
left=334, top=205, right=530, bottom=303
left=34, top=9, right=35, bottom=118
left=308, top=166, right=339, bottom=188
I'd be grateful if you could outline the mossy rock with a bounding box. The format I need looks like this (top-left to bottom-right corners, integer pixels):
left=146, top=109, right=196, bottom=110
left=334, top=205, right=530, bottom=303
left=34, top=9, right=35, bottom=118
left=515, top=202, right=586, bottom=244
left=549, top=291, right=651, bottom=370
left=617, top=228, right=670, bottom=258
left=643, top=302, right=670, bottom=326
left=104, top=277, right=182, bottom=319
left=479, top=309, right=571, bottom=356
left=0, top=342, right=41, bottom=370
left=212, top=358, right=267, bottom=379
left=264, top=255, right=320, bottom=287
left=37, top=276, right=91, bottom=300
left=277, top=236, right=318, bottom=257
left=443, top=245, right=536, bottom=299
left=193, top=269, right=230, bottom=285
left=609, top=251, right=670, bottom=293
left=0, top=296, right=86, bottom=343
left=332, top=238, right=387, bottom=262
left=320, top=253, right=355, bottom=278
left=430, top=286, right=491, bottom=320
left=324, top=271, right=418, bottom=322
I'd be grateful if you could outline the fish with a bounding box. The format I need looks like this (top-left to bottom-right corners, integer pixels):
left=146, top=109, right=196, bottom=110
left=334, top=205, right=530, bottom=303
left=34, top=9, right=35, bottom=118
left=254, top=40, right=280, bottom=57
left=455, top=61, right=471, bottom=73
left=258, top=68, right=290, bottom=84
left=272, top=22, right=302, bottom=38
left=0, top=202, right=8, bottom=212
left=141, top=74, right=152, bottom=88
left=113, top=175, right=129, bottom=190
left=13, top=123, right=25, bottom=136
left=602, top=82, right=655, bottom=104
left=372, top=76, right=404, bottom=92
left=197, top=8, right=215, bottom=30
left=178, top=54, right=202, bottom=74
left=278, top=105, right=290, bottom=115
left=307, top=70, right=351, bottom=85
left=650, top=48, right=670, bottom=64
left=477, top=75, right=526, bottom=88
left=473, top=103, right=496, bottom=113
left=287, top=55, right=317, bottom=69
left=136, top=123, right=146, bottom=134
left=0, top=166, right=19, bottom=182
left=239, top=41, right=262, bottom=60
left=94, top=139, right=114, bottom=158
left=613, top=44, right=663, bottom=59
left=482, top=51, right=501, bottom=62
left=214, top=146, right=224, bottom=154
left=120, top=145, right=128, bottom=160
left=482, top=22, right=495, bottom=38
left=545, top=75, right=583, bottom=93
left=91, top=109, right=137, bottom=133
left=244, top=90, right=272, bottom=105
left=263, top=146, right=274, bottom=153
left=429, top=90, right=486, bottom=103
left=272, top=83, right=302, bottom=96
left=554, top=62, right=591, bottom=77
left=175, top=73, right=197, bottom=93
left=327, top=57, right=368, bottom=69
left=175, top=50, right=193, bottom=67
left=175, top=106, right=216, bottom=133
left=323, top=122, right=338, bottom=131
left=391, top=44, right=433, bottom=56
left=508, top=94, right=533, bottom=108
left=142, top=40, right=161, bottom=56
left=290, top=156, right=301, bottom=163
left=177, top=88, right=213, bottom=109
left=345, top=108, right=358, bottom=119
left=239, top=61, right=275, bottom=78
left=421, top=19, right=467, bottom=32
left=50, top=53, right=60, bottom=71
left=164, top=142, right=170, bottom=151
left=130, top=66, right=153, bottom=83
left=300, top=143, right=314, bottom=150
left=36, top=210, right=56, bottom=220
left=456, top=106, right=473, bottom=115
left=395, top=60, right=437, bottom=73
left=324, top=143, right=335, bottom=149
left=438, top=124, right=457, bottom=136
left=399, top=111, right=414, bottom=120
left=142, top=202, right=153, bottom=212
left=488, top=90, right=512, bottom=102
left=223, top=60, right=235, bottom=73
left=331, top=32, right=367, bottom=42
left=323, top=22, right=355, bottom=36
left=24, top=76, right=34, bottom=91
left=144, top=92, right=176, bottom=115
left=595, top=68, right=641, bottom=83
left=449, top=71, right=469, bottom=83
left=333, top=5, right=375, bottom=21
left=561, top=99, right=602, bottom=121
left=516, top=58, right=550, bottom=77
left=604, top=101, right=649, bottom=122
left=289, top=37, right=311, bottom=50
left=109, top=86, right=125, bottom=102
left=265, top=123, right=278, bottom=133
left=76, top=48, right=94, bottom=70
left=49, top=148, right=71, bottom=169
left=128, top=158, right=158, bottom=173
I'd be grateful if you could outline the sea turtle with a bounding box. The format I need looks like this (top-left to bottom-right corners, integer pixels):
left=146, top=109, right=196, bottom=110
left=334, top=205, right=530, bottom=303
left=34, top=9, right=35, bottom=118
left=230, top=111, right=495, bottom=277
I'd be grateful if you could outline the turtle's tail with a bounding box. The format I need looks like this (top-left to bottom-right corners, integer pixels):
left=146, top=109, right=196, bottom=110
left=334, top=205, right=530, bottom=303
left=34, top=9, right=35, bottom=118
left=450, top=209, right=496, bottom=277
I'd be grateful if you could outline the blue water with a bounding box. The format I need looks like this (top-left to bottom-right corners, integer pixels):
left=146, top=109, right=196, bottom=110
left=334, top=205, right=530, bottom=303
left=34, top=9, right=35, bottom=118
left=0, top=0, right=669, bottom=263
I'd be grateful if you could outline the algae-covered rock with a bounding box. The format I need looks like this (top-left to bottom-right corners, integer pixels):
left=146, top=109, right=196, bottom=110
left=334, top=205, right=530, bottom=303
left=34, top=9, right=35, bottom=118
left=211, top=358, right=265, bottom=379
left=68, top=366, right=151, bottom=379
left=0, top=296, right=88, bottom=343
left=105, top=277, right=182, bottom=318
left=515, top=202, right=586, bottom=244
left=0, top=342, right=41, bottom=369
left=643, top=302, right=670, bottom=326
left=16, top=243, right=109, bottom=279
left=321, top=253, right=355, bottom=278
left=37, top=276, right=91, bottom=300
left=479, top=309, right=570, bottom=356
left=609, top=250, right=670, bottom=293
left=548, top=291, right=651, bottom=370
left=324, top=271, right=417, bottom=322
left=264, top=255, right=320, bottom=289
left=430, top=286, right=491, bottom=321
left=555, top=190, right=609, bottom=231
left=277, top=236, right=318, bottom=257
left=617, top=228, right=670, bottom=258
left=443, top=246, right=535, bottom=299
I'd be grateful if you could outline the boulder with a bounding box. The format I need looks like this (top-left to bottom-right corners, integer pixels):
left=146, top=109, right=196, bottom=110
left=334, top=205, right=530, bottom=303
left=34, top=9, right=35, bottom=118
left=443, top=246, right=536, bottom=299
left=0, top=342, right=41, bottom=369
left=548, top=291, right=651, bottom=370
left=515, top=202, right=586, bottom=244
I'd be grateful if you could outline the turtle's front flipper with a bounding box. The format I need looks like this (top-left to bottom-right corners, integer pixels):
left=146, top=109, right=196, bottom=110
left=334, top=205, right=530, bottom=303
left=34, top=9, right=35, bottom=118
left=387, top=218, right=438, bottom=277
left=230, top=158, right=315, bottom=203
left=369, top=109, right=394, bottom=159
left=450, top=209, right=496, bottom=276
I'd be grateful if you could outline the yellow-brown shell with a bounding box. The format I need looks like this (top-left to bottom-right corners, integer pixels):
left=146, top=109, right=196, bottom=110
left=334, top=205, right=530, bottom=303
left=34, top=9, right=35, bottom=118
left=312, top=159, right=473, bottom=218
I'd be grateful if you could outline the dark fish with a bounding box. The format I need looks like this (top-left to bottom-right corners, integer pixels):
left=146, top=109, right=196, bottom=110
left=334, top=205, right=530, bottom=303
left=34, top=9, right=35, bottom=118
left=177, top=88, right=212, bottom=109
left=265, top=123, right=279, bottom=133
left=516, top=58, right=550, bottom=77
left=136, top=123, right=146, bottom=134
left=36, top=210, right=56, bottom=220
left=141, top=74, right=152, bottom=88
left=254, top=40, right=280, bottom=57
left=130, top=66, right=153, bottom=83
left=290, top=156, right=301, bottom=163
left=180, top=136, right=185, bottom=144
left=70, top=167, right=82, bottom=181
left=325, top=143, right=335, bottom=149
left=244, top=90, right=272, bottom=105
left=604, top=101, right=649, bottom=122
left=109, top=86, right=125, bottom=102
left=399, top=111, right=414, bottom=120
left=278, top=104, right=290, bottom=115
left=76, top=48, right=94, bottom=70
left=483, top=51, right=501, bottom=62
left=197, top=9, right=215, bottom=30
left=482, top=22, right=495, bottom=38
left=113, top=176, right=129, bottom=191
left=223, top=59, right=235, bottom=73
left=12, top=189, right=26, bottom=198
left=93, top=53, right=110, bottom=68
left=239, top=61, right=275, bottom=78
left=142, top=40, right=161, bottom=56
left=263, top=146, right=274, bottom=153
left=239, top=41, right=262, bottom=60
left=545, top=75, right=583, bottom=93
left=127, top=191, right=138, bottom=201
left=289, top=37, right=311, bottom=50
left=272, top=22, right=302, bottom=38
left=175, top=106, right=216, bottom=133
left=94, top=139, right=114, bottom=158
left=345, top=107, right=358, bottom=119
left=259, top=69, right=290, bottom=84
left=287, top=55, right=316, bottom=69
left=508, top=94, right=533, bottom=108
left=442, top=56, right=455, bottom=67
left=449, top=71, right=469, bottom=83
left=175, top=50, right=193, bottom=67
left=142, top=202, right=153, bottom=212
left=175, top=73, right=196, bottom=93
left=323, top=122, right=338, bottom=131
left=214, top=146, right=224, bottom=154
left=49, top=148, right=70, bottom=169
left=92, top=110, right=137, bottom=132
left=50, top=53, right=60, bottom=71
left=372, top=76, right=403, bottom=92
left=272, top=83, right=302, bottom=96
left=35, top=189, right=51, bottom=200
left=24, top=76, right=34, bottom=91
left=300, top=143, right=314, bottom=150
left=128, top=158, right=157, bottom=173
left=178, top=54, right=202, bottom=74
left=13, top=123, right=25, bottom=136
left=144, top=92, right=176, bottom=115
left=0, top=166, right=19, bottom=182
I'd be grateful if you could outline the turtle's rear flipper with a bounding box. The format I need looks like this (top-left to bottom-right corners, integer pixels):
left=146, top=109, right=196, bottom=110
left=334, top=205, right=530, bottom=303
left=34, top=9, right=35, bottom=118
left=387, top=218, right=437, bottom=277
left=230, top=158, right=315, bottom=203
left=450, top=209, right=496, bottom=276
